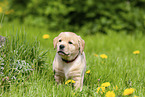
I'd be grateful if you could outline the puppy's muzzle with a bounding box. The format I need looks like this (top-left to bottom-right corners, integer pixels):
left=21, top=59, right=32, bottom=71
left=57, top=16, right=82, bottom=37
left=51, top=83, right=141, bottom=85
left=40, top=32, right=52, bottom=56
left=58, top=45, right=69, bottom=56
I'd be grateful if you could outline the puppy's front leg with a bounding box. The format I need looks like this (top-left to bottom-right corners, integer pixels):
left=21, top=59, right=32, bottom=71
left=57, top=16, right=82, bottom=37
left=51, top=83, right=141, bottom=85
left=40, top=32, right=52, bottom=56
left=54, top=70, right=65, bottom=84
left=73, top=77, right=82, bottom=91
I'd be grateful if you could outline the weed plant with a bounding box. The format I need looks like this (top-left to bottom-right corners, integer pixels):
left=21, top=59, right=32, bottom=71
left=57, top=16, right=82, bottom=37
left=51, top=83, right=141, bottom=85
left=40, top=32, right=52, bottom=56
left=0, top=32, right=47, bottom=90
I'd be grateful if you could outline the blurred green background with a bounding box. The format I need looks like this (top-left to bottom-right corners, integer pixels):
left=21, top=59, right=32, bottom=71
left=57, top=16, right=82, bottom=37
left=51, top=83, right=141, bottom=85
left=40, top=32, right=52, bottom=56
left=0, top=0, right=145, bottom=35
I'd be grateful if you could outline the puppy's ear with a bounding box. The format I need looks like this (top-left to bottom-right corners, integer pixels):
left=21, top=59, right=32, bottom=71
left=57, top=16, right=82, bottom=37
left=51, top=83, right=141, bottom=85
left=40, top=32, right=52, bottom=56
left=78, top=36, right=85, bottom=54
left=53, top=37, right=58, bottom=49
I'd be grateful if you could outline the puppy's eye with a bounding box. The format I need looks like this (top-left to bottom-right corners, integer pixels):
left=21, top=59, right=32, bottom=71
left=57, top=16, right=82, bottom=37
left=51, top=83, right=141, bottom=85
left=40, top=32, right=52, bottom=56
left=59, top=40, right=62, bottom=42
left=68, top=41, right=73, bottom=44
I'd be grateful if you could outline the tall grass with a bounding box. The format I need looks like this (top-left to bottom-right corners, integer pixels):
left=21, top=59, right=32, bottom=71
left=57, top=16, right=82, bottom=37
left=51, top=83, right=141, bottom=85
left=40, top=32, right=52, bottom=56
left=0, top=31, right=47, bottom=92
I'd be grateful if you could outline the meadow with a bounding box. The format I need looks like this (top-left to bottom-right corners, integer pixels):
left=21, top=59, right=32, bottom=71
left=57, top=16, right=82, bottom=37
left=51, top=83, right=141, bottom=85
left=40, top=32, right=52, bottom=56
left=0, top=22, right=145, bottom=97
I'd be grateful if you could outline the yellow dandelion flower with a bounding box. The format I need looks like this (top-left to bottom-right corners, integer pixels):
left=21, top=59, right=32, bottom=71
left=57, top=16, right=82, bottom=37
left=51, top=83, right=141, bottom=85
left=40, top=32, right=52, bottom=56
left=43, top=34, right=50, bottom=39
left=94, top=54, right=98, bottom=57
left=113, top=85, right=118, bottom=90
left=97, top=87, right=105, bottom=94
left=0, top=7, right=3, bottom=13
left=65, top=80, right=75, bottom=85
left=101, top=82, right=110, bottom=87
left=134, top=96, right=138, bottom=97
left=105, top=91, right=115, bottom=97
left=123, top=88, right=135, bottom=96
left=100, top=54, right=108, bottom=59
left=86, top=70, right=90, bottom=74
left=133, top=50, right=140, bottom=55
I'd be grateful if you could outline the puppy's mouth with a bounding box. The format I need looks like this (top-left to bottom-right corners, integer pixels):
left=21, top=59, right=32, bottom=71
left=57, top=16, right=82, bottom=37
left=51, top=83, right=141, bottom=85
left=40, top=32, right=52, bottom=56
left=58, top=51, right=69, bottom=56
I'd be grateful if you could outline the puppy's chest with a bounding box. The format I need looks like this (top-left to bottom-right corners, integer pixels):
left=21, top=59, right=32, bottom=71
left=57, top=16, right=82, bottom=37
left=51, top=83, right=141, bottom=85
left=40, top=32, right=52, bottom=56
left=63, top=61, right=81, bottom=78
left=63, top=62, right=78, bottom=72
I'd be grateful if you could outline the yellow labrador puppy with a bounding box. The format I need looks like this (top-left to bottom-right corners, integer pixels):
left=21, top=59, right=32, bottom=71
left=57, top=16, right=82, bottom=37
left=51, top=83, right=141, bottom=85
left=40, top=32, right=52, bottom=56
left=53, top=32, right=86, bottom=91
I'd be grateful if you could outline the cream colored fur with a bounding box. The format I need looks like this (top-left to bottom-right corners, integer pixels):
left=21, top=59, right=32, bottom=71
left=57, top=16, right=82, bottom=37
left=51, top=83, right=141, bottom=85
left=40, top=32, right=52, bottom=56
left=53, top=32, right=86, bottom=91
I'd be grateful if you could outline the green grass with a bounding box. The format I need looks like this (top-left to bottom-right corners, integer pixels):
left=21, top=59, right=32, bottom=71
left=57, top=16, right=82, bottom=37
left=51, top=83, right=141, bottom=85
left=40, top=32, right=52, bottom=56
left=0, top=23, right=145, bottom=97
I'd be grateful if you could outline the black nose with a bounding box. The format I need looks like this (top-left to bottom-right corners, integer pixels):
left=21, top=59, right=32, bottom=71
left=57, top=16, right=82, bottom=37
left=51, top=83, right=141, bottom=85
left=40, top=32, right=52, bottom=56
left=59, top=45, right=65, bottom=49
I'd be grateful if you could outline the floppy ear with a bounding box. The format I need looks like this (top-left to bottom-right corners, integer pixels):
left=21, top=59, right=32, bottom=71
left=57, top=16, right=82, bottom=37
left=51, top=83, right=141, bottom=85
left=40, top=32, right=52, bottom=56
left=53, top=37, right=58, bottom=49
left=78, top=36, right=85, bottom=54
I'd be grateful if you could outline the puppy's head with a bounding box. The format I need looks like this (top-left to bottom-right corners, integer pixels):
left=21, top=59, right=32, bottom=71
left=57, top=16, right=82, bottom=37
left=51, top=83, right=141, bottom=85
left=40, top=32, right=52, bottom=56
left=53, top=32, right=85, bottom=60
